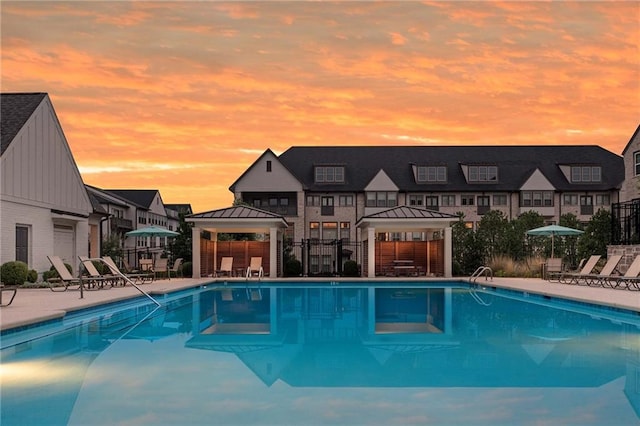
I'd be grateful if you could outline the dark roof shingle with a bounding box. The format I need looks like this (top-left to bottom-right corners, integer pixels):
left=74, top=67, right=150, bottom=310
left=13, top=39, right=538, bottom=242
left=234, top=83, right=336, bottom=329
left=1, top=93, right=47, bottom=155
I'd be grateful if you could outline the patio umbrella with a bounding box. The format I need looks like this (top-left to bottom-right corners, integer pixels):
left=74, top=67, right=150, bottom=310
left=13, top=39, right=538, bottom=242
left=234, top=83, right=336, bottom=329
left=125, top=226, right=179, bottom=238
left=526, top=225, right=584, bottom=258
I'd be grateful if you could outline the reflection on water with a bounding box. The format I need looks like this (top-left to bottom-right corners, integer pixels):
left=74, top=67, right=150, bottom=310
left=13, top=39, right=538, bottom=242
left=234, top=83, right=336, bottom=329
left=1, top=284, right=639, bottom=425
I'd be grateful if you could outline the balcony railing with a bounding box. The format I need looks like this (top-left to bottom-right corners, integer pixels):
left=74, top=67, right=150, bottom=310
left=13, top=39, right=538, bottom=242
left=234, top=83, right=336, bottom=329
left=111, top=217, right=133, bottom=230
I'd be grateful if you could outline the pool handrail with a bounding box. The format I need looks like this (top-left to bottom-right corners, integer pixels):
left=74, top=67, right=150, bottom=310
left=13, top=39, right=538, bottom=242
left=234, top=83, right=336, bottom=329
left=470, top=266, right=493, bottom=283
left=87, top=257, right=161, bottom=307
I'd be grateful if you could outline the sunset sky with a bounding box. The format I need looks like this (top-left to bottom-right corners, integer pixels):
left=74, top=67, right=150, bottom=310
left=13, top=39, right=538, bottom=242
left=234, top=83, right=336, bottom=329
left=2, top=1, right=639, bottom=213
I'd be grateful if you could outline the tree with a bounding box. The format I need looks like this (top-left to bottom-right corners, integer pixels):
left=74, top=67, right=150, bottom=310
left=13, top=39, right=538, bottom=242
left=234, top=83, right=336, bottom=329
left=559, top=213, right=582, bottom=268
left=509, top=211, right=545, bottom=260
left=171, top=212, right=193, bottom=262
left=578, top=208, right=612, bottom=259
left=101, top=233, right=124, bottom=260
left=476, top=210, right=509, bottom=259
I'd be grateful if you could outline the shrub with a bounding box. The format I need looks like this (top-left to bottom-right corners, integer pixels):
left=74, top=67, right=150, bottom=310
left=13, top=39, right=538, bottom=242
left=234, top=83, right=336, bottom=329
left=27, top=269, right=38, bottom=283
left=342, top=260, right=359, bottom=277
left=284, top=259, right=302, bottom=277
left=1, top=261, right=29, bottom=285
left=181, top=261, right=192, bottom=278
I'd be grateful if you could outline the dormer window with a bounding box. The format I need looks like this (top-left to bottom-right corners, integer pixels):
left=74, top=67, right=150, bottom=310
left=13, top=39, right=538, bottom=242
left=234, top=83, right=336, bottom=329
left=571, top=166, right=601, bottom=183
left=468, top=165, right=498, bottom=182
left=315, top=166, right=345, bottom=183
left=416, top=166, right=447, bottom=183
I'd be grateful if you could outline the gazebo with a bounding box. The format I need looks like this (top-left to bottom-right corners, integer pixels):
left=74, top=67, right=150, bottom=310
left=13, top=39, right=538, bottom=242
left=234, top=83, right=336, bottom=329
left=356, top=206, right=457, bottom=278
left=186, top=206, right=288, bottom=278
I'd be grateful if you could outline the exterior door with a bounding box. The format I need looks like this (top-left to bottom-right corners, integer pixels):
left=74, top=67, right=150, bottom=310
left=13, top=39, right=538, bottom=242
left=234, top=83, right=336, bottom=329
left=53, top=225, right=75, bottom=265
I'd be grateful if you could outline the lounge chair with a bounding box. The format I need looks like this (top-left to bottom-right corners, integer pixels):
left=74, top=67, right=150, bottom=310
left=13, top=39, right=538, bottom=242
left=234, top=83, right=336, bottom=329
left=154, top=258, right=170, bottom=280
left=0, top=285, right=18, bottom=307
left=171, top=258, right=184, bottom=278
left=79, top=256, right=115, bottom=289
left=558, top=255, right=601, bottom=284
left=545, top=258, right=563, bottom=281
left=580, top=254, right=623, bottom=287
left=46, top=255, right=82, bottom=291
left=102, top=256, right=153, bottom=285
left=246, top=257, right=264, bottom=278
left=606, top=255, right=640, bottom=290
left=216, top=257, right=234, bottom=277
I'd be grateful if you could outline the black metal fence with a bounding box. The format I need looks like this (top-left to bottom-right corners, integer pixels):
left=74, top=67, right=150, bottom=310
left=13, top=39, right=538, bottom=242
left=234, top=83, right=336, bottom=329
left=286, top=239, right=360, bottom=276
left=611, top=198, right=640, bottom=245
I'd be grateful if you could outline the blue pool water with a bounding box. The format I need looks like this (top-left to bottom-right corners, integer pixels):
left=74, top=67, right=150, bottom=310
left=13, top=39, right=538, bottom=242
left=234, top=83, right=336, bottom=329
left=1, top=282, right=639, bottom=425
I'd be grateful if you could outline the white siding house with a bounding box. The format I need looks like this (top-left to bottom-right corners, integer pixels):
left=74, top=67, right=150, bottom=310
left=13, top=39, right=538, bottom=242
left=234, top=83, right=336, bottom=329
left=0, top=93, right=93, bottom=275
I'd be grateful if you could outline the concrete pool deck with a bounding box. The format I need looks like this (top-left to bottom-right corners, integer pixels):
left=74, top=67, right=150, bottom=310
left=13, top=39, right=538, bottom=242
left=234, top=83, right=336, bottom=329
left=1, top=276, right=638, bottom=332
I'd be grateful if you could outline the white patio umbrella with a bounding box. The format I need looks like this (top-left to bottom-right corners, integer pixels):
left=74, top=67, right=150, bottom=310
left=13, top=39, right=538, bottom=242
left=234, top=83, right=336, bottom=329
left=526, top=224, right=584, bottom=258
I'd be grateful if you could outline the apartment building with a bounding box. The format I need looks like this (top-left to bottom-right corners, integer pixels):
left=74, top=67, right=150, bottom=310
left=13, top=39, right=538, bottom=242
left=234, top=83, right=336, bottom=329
left=230, top=145, right=624, bottom=244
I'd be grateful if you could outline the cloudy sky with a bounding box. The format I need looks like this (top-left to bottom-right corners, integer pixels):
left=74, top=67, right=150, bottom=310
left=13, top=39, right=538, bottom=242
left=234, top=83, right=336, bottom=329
left=2, top=1, right=638, bottom=212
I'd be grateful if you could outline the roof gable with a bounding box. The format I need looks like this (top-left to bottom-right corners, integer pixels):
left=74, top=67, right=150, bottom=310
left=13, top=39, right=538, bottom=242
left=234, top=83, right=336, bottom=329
left=364, top=169, right=398, bottom=191
left=1, top=93, right=47, bottom=155
left=230, top=149, right=302, bottom=193
left=1, top=93, right=92, bottom=215
left=520, top=169, right=555, bottom=191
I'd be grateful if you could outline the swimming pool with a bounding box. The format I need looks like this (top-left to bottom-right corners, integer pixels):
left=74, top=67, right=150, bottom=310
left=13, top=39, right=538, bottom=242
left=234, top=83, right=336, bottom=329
left=1, top=282, right=639, bottom=425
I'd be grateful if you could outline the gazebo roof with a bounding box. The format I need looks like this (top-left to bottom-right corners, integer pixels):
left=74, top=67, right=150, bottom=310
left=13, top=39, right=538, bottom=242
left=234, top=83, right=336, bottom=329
left=186, top=205, right=288, bottom=232
left=356, top=206, right=457, bottom=231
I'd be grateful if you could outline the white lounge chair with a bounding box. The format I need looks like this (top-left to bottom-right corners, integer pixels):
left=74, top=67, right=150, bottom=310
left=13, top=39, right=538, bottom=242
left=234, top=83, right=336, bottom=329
left=216, top=257, right=234, bottom=277
left=246, top=257, right=264, bottom=278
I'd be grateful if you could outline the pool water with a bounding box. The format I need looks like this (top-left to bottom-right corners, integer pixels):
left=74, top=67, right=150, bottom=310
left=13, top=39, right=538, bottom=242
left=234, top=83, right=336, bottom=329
left=1, top=283, right=639, bottom=425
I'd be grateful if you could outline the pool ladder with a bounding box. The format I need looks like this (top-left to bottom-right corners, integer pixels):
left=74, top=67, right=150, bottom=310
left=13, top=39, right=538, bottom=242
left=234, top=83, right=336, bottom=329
left=470, top=266, right=493, bottom=283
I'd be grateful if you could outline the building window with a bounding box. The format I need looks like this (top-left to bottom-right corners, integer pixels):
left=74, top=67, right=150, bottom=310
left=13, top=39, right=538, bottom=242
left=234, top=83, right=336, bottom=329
left=441, top=195, right=456, bottom=207
left=322, top=222, right=338, bottom=240
left=266, top=160, right=272, bottom=172
left=468, top=165, right=498, bottom=182
left=306, top=195, right=320, bottom=206
left=16, top=225, right=29, bottom=264
left=409, top=195, right=423, bottom=206
left=493, top=194, right=507, bottom=206
left=425, top=196, right=439, bottom=209
left=309, top=222, right=320, bottom=239
left=416, top=166, right=447, bottom=183
left=563, top=194, right=579, bottom=205
left=477, top=196, right=490, bottom=214
left=340, top=222, right=350, bottom=241
left=321, top=196, right=334, bottom=216
left=315, top=166, right=345, bottom=183
left=596, top=194, right=610, bottom=205
left=461, top=195, right=475, bottom=206
left=521, top=191, right=553, bottom=207
left=635, top=152, right=640, bottom=176
left=339, top=195, right=354, bottom=206
left=571, top=166, right=602, bottom=183
left=580, top=195, right=594, bottom=215
left=366, top=192, right=397, bottom=208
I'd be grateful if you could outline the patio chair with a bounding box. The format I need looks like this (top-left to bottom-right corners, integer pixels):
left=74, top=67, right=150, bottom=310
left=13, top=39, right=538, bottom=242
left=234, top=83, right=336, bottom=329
left=246, top=257, right=264, bottom=279
left=154, top=258, right=170, bottom=280
left=606, top=255, right=640, bottom=290
left=171, top=258, right=184, bottom=278
left=79, top=256, right=115, bottom=289
left=558, top=255, right=601, bottom=285
left=215, top=257, right=234, bottom=277
left=544, top=258, right=563, bottom=281
left=46, top=255, right=82, bottom=292
left=580, top=254, right=623, bottom=287
left=102, top=256, right=153, bottom=285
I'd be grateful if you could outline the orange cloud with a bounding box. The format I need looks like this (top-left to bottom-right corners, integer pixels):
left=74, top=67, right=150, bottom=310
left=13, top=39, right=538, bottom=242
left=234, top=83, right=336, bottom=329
left=2, top=1, right=638, bottom=212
